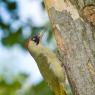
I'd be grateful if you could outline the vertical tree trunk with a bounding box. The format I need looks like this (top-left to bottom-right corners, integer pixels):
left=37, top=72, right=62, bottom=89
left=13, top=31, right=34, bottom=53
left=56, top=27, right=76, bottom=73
left=44, top=0, right=95, bottom=95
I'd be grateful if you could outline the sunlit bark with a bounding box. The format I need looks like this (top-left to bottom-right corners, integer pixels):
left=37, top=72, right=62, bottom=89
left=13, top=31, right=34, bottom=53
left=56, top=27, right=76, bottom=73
left=44, top=0, right=95, bottom=95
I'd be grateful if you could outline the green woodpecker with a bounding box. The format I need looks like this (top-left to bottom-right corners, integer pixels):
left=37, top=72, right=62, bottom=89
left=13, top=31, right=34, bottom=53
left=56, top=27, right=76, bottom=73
left=25, top=34, right=67, bottom=95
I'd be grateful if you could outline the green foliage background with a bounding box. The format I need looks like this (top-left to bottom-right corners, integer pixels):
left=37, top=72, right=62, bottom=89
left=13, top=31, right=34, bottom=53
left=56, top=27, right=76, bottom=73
left=0, top=0, right=54, bottom=95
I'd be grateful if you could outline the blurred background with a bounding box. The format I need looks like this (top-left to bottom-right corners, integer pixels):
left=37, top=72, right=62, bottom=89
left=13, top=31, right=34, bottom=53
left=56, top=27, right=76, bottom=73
left=0, top=0, right=72, bottom=95
left=0, top=0, right=56, bottom=95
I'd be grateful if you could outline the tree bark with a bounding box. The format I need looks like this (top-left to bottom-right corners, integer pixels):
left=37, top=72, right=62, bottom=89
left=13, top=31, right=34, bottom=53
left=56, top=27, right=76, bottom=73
left=44, top=0, right=95, bottom=95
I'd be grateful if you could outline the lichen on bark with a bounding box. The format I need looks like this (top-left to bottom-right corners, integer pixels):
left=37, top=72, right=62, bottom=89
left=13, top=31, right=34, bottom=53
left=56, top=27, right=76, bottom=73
left=44, top=0, right=95, bottom=95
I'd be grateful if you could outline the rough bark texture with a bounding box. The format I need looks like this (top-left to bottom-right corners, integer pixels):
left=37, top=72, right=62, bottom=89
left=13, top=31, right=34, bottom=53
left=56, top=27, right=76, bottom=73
left=44, top=0, right=95, bottom=95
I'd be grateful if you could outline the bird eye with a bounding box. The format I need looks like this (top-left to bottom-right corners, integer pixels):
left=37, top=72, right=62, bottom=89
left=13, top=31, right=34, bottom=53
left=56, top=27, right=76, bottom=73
left=31, top=35, right=40, bottom=45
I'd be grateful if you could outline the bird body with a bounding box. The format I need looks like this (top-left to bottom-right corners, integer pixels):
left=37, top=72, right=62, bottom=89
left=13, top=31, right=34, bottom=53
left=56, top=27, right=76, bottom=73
left=26, top=36, right=67, bottom=95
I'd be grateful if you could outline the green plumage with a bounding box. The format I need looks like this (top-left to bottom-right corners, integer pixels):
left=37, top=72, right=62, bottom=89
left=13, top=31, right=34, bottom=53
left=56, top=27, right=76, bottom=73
left=27, top=39, right=67, bottom=95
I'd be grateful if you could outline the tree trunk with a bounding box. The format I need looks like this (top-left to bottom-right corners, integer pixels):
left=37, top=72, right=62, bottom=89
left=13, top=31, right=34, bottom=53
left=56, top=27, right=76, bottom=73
left=44, top=0, right=95, bottom=95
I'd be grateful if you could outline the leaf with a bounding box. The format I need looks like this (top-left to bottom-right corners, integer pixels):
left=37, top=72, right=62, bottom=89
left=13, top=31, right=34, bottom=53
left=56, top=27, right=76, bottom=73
left=7, top=2, right=17, bottom=11
left=2, top=28, right=22, bottom=46
left=33, top=80, right=53, bottom=95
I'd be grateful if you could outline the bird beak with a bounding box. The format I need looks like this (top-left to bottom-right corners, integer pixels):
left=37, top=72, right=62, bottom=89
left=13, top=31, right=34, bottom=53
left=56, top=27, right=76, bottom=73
left=24, top=38, right=30, bottom=49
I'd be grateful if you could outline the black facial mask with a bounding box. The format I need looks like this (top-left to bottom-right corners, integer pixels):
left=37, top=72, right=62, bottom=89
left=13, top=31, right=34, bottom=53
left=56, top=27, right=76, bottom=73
left=31, top=35, right=40, bottom=45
